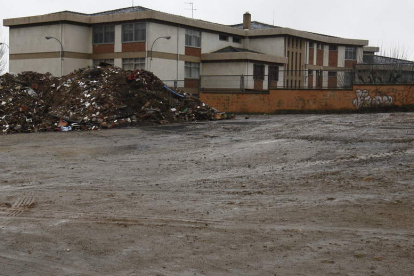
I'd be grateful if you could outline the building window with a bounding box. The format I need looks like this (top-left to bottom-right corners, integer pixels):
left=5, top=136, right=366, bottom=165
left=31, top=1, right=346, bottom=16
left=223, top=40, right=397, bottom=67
left=122, top=22, right=146, bottom=42
left=219, top=34, right=229, bottom=41
left=269, top=66, right=279, bottom=81
left=329, top=45, right=337, bottom=51
left=185, top=62, right=200, bottom=78
left=344, top=72, right=353, bottom=86
left=309, top=42, right=314, bottom=48
left=287, top=51, right=291, bottom=71
left=317, top=43, right=323, bottom=50
left=122, top=58, right=145, bottom=71
left=185, top=29, right=201, bottom=48
left=253, top=64, right=265, bottom=81
left=93, top=59, right=114, bottom=66
left=345, top=46, right=357, bottom=60
left=308, top=69, right=313, bottom=75
left=232, top=37, right=242, bottom=43
left=328, top=72, right=337, bottom=77
left=93, top=25, right=115, bottom=44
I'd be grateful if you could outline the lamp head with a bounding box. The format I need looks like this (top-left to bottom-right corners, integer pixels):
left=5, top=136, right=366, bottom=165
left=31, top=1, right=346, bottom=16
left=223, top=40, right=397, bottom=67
left=45, top=36, right=53, bottom=40
left=165, top=36, right=171, bottom=40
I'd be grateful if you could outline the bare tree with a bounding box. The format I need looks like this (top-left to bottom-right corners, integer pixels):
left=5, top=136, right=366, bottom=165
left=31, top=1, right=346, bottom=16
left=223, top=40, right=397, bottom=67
left=356, top=44, right=414, bottom=85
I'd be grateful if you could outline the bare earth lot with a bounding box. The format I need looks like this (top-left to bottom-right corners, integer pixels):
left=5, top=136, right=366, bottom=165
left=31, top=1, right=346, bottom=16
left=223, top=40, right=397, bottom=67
left=0, top=113, right=413, bottom=276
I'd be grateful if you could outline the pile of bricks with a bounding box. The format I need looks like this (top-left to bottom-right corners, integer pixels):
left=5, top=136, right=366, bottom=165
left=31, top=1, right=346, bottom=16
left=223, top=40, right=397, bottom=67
left=0, top=66, right=233, bottom=134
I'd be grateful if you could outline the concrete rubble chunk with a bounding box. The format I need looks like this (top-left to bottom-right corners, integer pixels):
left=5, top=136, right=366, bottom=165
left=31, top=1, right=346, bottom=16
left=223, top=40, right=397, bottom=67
left=0, top=66, right=234, bottom=134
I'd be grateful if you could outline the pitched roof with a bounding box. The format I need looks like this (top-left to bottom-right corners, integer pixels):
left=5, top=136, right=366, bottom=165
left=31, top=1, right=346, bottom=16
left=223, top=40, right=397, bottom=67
left=230, top=21, right=281, bottom=30
left=52, top=6, right=150, bottom=17
left=4, top=6, right=369, bottom=46
left=214, top=46, right=260, bottom=54
left=363, top=55, right=414, bottom=65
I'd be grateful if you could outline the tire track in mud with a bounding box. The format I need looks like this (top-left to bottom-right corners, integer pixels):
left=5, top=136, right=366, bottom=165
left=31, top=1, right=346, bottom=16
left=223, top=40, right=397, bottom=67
left=140, top=147, right=414, bottom=186
left=0, top=194, right=36, bottom=227
left=0, top=253, right=96, bottom=276
left=2, top=211, right=413, bottom=241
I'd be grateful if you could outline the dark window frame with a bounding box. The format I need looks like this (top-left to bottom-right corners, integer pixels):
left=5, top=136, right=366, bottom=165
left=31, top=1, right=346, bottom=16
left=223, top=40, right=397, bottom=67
left=219, top=34, right=229, bottom=41
left=345, top=46, right=357, bottom=60
left=185, top=29, right=201, bottom=48
left=185, top=62, right=200, bottom=79
left=122, top=58, right=146, bottom=71
left=269, top=65, right=279, bottom=81
left=232, top=37, right=242, bottom=43
left=122, top=22, right=146, bottom=43
left=253, top=64, right=265, bottom=81
left=329, top=45, right=338, bottom=51
left=93, top=25, right=115, bottom=44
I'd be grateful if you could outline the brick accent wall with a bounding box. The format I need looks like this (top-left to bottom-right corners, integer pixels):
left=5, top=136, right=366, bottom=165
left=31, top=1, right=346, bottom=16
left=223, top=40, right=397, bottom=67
left=200, top=85, right=414, bottom=113
left=200, top=89, right=356, bottom=113
left=309, top=47, right=314, bottom=65
left=345, top=60, right=357, bottom=68
left=329, top=50, right=338, bottom=67
left=308, top=75, right=314, bottom=88
left=93, top=44, right=114, bottom=54
left=122, top=42, right=146, bottom=52
left=185, top=79, right=200, bottom=89
left=254, top=81, right=264, bottom=91
left=328, top=76, right=338, bottom=88
left=269, top=81, right=278, bottom=89
left=316, top=49, right=324, bottom=66
left=185, top=47, right=202, bottom=57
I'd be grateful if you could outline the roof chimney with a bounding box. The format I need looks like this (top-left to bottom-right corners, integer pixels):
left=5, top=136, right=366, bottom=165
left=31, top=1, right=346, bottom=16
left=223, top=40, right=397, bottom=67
left=243, top=12, right=251, bottom=30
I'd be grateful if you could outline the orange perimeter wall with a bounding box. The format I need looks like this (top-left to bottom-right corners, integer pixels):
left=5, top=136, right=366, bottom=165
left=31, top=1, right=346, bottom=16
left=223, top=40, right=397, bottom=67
left=200, top=85, right=414, bottom=113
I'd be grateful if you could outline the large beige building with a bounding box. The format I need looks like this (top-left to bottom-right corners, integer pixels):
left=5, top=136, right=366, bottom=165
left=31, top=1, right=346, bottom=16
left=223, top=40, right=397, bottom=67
left=4, top=6, right=375, bottom=94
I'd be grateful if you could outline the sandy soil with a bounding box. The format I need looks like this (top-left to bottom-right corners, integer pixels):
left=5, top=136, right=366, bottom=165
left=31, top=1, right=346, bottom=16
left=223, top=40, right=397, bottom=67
left=0, top=113, right=413, bottom=276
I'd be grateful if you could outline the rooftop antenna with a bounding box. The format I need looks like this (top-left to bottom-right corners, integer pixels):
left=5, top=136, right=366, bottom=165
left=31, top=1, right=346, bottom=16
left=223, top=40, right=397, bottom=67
left=273, top=10, right=275, bottom=26
left=185, top=2, right=196, bottom=18
left=132, top=0, right=134, bottom=7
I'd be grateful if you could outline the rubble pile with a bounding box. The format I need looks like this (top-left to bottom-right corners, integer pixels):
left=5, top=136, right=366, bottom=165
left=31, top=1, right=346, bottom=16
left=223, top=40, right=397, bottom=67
left=0, top=72, right=59, bottom=133
left=0, top=66, right=233, bottom=134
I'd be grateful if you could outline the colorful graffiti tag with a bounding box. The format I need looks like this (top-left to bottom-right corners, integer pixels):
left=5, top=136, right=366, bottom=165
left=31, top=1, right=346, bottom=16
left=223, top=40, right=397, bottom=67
left=353, top=86, right=414, bottom=109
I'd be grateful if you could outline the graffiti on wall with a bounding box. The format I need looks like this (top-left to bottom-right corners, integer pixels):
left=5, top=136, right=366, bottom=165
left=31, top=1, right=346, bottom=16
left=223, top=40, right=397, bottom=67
left=353, top=87, right=414, bottom=109
left=353, top=89, right=393, bottom=109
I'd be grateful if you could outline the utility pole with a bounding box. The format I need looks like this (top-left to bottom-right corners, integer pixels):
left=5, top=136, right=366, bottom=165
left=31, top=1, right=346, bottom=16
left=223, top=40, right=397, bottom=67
left=185, top=2, right=196, bottom=18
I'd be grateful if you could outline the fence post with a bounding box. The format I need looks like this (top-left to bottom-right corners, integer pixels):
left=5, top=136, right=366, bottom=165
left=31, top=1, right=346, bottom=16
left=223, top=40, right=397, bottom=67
left=241, top=75, right=245, bottom=92
left=267, top=75, right=270, bottom=91
left=174, top=80, right=178, bottom=89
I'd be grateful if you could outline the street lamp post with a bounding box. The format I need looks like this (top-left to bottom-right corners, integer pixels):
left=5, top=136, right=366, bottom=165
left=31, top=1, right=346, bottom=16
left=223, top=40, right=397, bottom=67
left=45, top=36, right=64, bottom=77
left=149, top=36, right=171, bottom=71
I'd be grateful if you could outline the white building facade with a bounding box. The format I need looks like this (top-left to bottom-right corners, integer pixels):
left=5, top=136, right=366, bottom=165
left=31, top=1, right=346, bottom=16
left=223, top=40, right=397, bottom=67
left=4, top=7, right=371, bottom=94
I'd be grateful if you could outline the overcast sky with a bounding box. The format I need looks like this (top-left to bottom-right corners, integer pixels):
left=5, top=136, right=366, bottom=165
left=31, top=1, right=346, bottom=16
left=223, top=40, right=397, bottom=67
left=1, top=0, right=414, bottom=70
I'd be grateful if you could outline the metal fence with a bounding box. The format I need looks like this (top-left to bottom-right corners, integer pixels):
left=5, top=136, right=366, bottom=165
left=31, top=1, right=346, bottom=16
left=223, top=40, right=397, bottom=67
left=355, top=64, right=414, bottom=85
left=163, top=66, right=414, bottom=92
left=200, top=70, right=354, bottom=91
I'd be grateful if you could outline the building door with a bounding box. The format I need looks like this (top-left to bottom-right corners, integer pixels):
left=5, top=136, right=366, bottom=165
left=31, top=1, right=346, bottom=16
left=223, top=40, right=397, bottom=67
left=268, top=65, right=279, bottom=89
left=253, top=64, right=265, bottom=90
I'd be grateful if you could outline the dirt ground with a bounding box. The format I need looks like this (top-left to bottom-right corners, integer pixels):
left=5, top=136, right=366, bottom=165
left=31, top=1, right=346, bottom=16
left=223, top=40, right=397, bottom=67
left=0, top=113, right=413, bottom=276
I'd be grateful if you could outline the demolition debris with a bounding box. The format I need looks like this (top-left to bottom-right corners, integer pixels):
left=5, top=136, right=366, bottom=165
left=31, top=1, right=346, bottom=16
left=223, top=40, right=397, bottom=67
left=0, top=67, right=233, bottom=134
